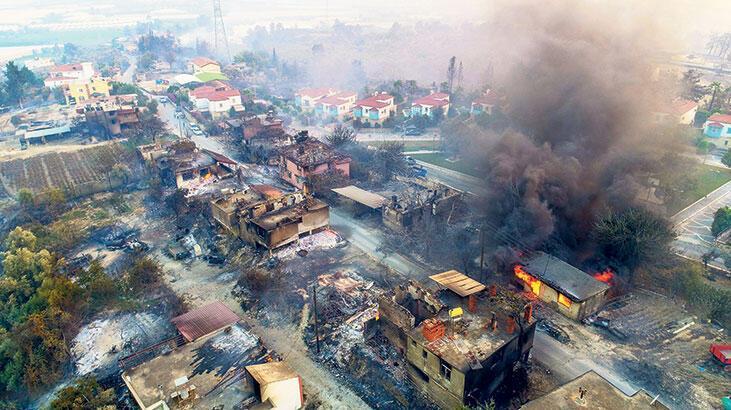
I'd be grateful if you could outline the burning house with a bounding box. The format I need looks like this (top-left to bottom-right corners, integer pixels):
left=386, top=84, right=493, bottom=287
left=513, top=252, right=610, bottom=321
left=211, top=187, right=330, bottom=250
left=278, top=135, right=351, bottom=190
left=121, top=301, right=275, bottom=410
left=381, top=179, right=463, bottom=230
left=378, top=272, right=536, bottom=409
left=521, top=370, right=668, bottom=409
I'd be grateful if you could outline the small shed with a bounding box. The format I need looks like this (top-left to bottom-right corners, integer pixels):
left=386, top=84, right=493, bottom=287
left=171, top=301, right=240, bottom=342
left=245, top=361, right=303, bottom=409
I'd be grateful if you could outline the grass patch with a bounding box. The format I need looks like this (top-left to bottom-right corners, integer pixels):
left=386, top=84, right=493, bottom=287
left=668, top=164, right=731, bottom=214
left=408, top=153, right=482, bottom=177
left=362, top=140, right=441, bottom=152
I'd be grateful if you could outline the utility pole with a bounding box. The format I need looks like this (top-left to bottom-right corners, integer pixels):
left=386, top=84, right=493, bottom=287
left=479, top=227, right=485, bottom=282
left=312, top=283, right=320, bottom=354
left=212, top=0, right=231, bottom=61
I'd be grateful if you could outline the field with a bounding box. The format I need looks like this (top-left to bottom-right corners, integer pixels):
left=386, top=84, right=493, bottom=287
left=667, top=164, right=731, bottom=214
left=408, top=152, right=483, bottom=177
left=0, top=143, right=139, bottom=199
left=362, top=139, right=441, bottom=152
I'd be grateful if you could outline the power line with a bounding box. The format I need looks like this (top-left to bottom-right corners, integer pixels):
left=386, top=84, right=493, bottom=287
left=212, top=0, right=231, bottom=61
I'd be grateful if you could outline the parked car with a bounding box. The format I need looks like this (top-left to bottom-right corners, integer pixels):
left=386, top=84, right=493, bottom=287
left=189, top=123, right=201, bottom=131
left=404, top=126, right=424, bottom=136
left=411, top=165, right=427, bottom=177
left=159, top=96, right=168, bottom=104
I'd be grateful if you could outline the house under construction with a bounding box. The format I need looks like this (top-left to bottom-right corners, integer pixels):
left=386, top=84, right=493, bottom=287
left=211, top=185, right=329, bottom=250
left=377, top=271, right=536, bottom=409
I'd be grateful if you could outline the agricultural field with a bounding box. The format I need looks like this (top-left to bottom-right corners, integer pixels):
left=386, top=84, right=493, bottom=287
left=0, top=143, right=140, bottom=199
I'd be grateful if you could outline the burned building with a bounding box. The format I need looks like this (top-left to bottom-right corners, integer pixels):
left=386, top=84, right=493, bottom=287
left=513, top=252, right=610, bottom=321
left=278, top=136, right=351, bottom=189
left=242, top=114, right=285, bottom=142
left=121, top=301, right=275, bottom=410
left=78, top=94, right=140, bottom=137
left=381, top=179, right=463, bottom=230
left=211, top=187, right=330, bottom=250
left=378, top=271, right=536, bottom=409
left=137, top=142, right=237, bottom=190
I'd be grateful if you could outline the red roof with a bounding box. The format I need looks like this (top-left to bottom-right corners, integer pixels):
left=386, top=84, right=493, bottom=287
left=708, top=113, right=731, bottom=124
left=657, top=99, right=698, bottom=116
left=297, top=88, right=335, bottom=99
left=171, top=301, right=239, bottom=342
left=51, top=63, right=85, bottom=72
left=318, top=91, right=356, bottom=106
left=203, top=149, right=237, bottom=164
left=473, top=90, right=503, bottom=106
left=707, top=122, right=724, bottom=128
left=412, top=92, right=450, bottom=107
left=190, top=56, right=220, bottom=67
left=355, top=93, right=394, bottom=109
left=190, top=85, right=239, bottom=102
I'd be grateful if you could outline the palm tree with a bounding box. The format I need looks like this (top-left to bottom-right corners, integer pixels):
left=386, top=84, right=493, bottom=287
left=708, top=81, right=722, bottom=112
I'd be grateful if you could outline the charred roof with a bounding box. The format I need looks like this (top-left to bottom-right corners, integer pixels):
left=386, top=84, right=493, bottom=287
left=278, top=138, right=351, bottom=167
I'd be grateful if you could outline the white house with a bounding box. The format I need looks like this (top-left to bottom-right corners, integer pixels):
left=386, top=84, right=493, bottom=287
left=44, top=62, right=95, bottom=88
left=189, top=57, right=221, bottom=74
left=190, top=85, right=243, bottom=119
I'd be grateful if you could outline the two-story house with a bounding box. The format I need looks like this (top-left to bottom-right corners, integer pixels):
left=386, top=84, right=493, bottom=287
left=378, top=272, right=536, bottom=409
left=353, top=93, right=396, bottom=126
left=470, top=89, right=504, bottom=115
left=64, top=77, right=111, bottom=104
left=189, top=57, right=221, bottom=74
left=314, top=91, right=357, bottom=121
left=278, top=136, right=351, bottom=189
left=189, top=83, right=244, bottom=119
left=294, top=88, right=337, bottom=111
left=703, top=113, right=731, bottom=148
left=410, top=92, right=450, bottom=118
left=44, top=62, right=96, bottom=88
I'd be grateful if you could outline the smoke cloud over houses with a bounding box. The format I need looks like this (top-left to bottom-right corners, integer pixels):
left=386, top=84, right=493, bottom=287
left=479, top=0, right=672, bottom=256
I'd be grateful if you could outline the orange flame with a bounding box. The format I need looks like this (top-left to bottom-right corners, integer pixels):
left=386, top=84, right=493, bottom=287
left=593, top=268, right=614, bottom=284
left=514, top=265, right=541, bottom=295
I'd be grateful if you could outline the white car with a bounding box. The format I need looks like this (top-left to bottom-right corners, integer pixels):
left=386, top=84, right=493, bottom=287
left=159, top=96, right=168, bottom=104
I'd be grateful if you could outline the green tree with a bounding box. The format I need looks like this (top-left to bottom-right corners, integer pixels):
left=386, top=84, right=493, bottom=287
left=680, top=69, right=706, bottom=102
left=594, top=208, right=676, bottom=275
left=326, top=125, right=357, bottom=147
left=711, top=206, right=731, bottom=236
left=722, top=150, right=731, bottom=168
left=708, top=81, right=723, bottom=112
left=373, top=141, right=407, bottom=181
left=111, top=163, right=132, bottom=186
left=50, top=377, right=115, bottom=409
left=4, top=61, right=39, bottom=107
left=125, top=256, right=162, bottom=293
left=17, top=189, right=34, bottom=212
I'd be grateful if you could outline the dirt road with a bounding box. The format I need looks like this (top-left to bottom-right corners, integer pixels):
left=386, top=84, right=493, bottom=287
left=158, top=254, right=371, bottom=409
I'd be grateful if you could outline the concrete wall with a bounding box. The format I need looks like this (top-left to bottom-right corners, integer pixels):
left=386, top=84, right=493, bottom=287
left=259, top=378, right=302, bottom=409
left=405, top=336, right=466, bottom=410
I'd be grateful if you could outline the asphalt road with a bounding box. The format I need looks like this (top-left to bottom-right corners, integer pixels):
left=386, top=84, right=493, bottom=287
left=415, top=160, right=488, bottom=197
left=671, top=179, right=731, bottom=270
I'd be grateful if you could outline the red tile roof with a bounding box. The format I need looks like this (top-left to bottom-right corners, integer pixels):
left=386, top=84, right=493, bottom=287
left=708, top=113, right=731, bottom=124
left=355, top=93, right=394, bottom=109
left=297, top=88, right=335, bottom=99
left=190, top=85, right=239, bottom=101
left=412, top=92, right=450, bottom=107
left=171, top=301, right=240, bottom=342
left=51, top=63, right=85, bottom=72
left=190, top=56, right=220, bottom=67
left=707, top=122, right=724, bottom=128
left=318, top=91, right=356, bottom=106
left=473, top=90, right=503, bottom=106
left=657, top=99, right=698, bottom=116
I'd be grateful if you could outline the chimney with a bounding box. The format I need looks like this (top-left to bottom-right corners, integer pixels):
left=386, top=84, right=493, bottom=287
left=467, top=294, right=477, bottom=313
left=523, top=303, right=533, bottom=323
left=489, top=312, right=497, bottom=332
left=489, top=285, right=497, bottom=297
left=506, top=317, right=516, bottom=334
